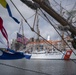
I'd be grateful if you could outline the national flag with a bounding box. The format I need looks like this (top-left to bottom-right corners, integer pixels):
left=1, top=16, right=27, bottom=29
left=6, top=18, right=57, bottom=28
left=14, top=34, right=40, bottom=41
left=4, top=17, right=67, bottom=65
left=0, top=48, right=31, bottom=60
left=0, top=0, right=20, bottom=24
left=0, top=17, right=9, bottom=47
left=16, top=33, right=28, bottom=45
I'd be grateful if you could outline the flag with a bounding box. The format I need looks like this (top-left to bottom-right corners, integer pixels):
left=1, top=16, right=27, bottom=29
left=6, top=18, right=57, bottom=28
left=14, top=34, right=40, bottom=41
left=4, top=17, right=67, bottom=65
left=17, top=33, right=28, bottom=45
left=0, top=48, right=31, bottom=60
left=0, top=0, right=20, bottom=24
left=0, top=17, right=9, bottom=47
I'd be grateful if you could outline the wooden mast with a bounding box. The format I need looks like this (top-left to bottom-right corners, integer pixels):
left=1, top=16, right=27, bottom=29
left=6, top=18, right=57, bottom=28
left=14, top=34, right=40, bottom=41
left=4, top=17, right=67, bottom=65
left=33, top=9, right=40, bottom=51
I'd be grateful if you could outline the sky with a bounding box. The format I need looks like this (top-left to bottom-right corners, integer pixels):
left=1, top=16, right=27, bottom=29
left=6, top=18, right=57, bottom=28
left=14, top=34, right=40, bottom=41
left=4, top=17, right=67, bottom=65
left=0, top=0, right=76, bottom=48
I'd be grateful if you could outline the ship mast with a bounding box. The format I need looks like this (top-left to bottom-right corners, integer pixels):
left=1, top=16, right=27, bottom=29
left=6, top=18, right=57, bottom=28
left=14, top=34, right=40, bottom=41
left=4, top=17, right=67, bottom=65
left=19, top=19, right=24, bottom=37
left=33, top=9, right=40, bottom=51
left=20, top=19, right=25, bottom=49
left=17, top=19, right=25, bottom=50
left=33, top=9, right=40, bottom=41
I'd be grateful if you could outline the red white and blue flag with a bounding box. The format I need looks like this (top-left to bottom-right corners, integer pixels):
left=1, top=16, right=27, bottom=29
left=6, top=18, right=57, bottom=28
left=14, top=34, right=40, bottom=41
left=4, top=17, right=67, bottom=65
left=16, top=33, right=28, bottom=45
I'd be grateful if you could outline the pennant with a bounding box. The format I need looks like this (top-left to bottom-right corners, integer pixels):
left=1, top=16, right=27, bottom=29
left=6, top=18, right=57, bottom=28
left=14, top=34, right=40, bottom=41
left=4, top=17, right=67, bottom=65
left=0, top=0, right=7, bottom=8
left=0, top=17, right=9, bottom=47
left=0, top=0, right=20, bottom=24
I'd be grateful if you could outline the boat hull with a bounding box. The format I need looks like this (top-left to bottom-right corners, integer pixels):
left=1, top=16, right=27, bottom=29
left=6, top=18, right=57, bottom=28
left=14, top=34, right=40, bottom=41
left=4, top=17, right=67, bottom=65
left=31, top=53, right=63, bottom=59
left=29, top=50, right=76, bottom=60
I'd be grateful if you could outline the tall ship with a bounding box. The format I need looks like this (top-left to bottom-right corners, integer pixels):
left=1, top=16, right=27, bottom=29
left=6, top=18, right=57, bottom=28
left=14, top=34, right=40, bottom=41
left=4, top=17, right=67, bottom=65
left=10, top=0, right=76, bottom=59
left=11, top=31, right=76, bottom=60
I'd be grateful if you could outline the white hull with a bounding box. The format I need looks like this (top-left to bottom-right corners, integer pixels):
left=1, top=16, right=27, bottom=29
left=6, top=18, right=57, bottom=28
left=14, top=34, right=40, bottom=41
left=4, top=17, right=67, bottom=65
left=31, top=53, right=63, bottom=59
left=26, top=50, right=76, bottom=60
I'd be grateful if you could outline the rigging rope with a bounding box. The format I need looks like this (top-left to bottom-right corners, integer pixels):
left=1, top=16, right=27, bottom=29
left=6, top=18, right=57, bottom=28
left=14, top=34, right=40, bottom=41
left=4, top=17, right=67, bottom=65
left=26, top=13, right=35, bottom=20
left=33, top=9, right=38, bottom=29
left=50, top=0, right=68, bottom=19
left=53, top=0, right=76, bottom=21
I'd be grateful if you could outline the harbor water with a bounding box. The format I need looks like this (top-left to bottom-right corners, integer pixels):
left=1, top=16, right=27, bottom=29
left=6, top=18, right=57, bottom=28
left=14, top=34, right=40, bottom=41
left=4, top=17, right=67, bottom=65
left=0, top=59, right=76, bottom=75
